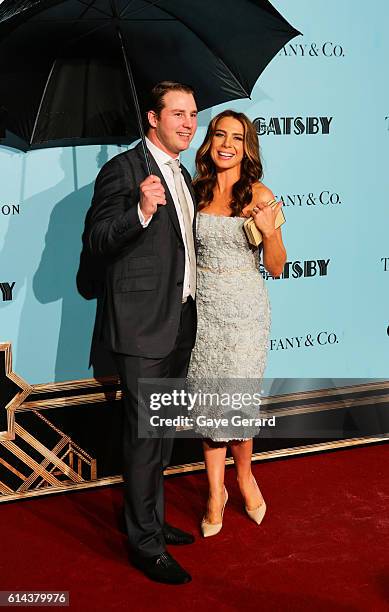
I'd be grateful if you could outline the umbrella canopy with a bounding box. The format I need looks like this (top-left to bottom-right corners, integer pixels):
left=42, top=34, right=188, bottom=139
left=0, top=0, right=300, bottom=151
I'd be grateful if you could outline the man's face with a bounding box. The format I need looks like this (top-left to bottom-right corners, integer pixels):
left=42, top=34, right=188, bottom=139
left=147, top=90, right=198, bottom=157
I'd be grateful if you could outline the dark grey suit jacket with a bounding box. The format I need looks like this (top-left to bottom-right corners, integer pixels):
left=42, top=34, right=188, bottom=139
left=80, top=142, right=197, bottom=358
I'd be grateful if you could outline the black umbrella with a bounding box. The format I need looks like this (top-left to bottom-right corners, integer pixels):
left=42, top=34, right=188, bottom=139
left=0, top=0, right=300, bottom=169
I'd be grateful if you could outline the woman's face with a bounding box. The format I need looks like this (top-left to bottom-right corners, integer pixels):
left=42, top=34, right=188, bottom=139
left=210, top=116, right=245, bottom=171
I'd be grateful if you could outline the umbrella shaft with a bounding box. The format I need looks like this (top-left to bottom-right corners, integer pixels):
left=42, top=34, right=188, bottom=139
left=116, top=27, right=152, bottom=175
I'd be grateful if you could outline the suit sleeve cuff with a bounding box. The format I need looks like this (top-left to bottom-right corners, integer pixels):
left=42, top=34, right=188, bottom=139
left=138, top=203, right=153, bottom=228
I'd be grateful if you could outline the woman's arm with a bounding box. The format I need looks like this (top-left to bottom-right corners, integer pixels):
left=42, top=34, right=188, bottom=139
left=261, top=227, right=286, bottom=277
left=250, top=183, right=287, bottom=278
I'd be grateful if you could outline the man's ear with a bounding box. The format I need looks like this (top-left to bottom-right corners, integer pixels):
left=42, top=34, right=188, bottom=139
left=147, top=110, right=158, bottom=129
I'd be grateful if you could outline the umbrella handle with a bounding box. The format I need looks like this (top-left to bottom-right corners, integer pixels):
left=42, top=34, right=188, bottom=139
left=116, top=27, right=152, bottom=176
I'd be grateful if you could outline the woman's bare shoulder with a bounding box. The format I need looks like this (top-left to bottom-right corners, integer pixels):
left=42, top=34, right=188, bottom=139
left=242, top=182, right=277, bottom=217
left=252, top=181, right=275, bottom=203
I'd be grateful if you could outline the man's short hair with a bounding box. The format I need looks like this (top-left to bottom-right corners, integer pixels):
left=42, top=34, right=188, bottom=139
left=145, top=81, right=196, bottom=127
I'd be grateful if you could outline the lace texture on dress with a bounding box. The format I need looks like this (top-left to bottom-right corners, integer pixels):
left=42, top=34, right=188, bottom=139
left=187, top=213, right=271, bottom=442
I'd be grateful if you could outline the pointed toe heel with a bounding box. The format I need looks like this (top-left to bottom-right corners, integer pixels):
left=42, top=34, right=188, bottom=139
left=245, top=500, right=267, bottom=525
left=201, top=519, right=223, bottom=538
left=201, top=487, right=228, bottom=538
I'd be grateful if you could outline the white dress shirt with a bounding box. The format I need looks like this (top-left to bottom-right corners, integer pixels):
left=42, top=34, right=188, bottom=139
left=137, top=137, right=195, bottom=301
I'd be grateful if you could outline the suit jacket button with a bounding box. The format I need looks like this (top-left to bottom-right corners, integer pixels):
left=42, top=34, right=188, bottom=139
left=177, top=280, right=183, bottom=286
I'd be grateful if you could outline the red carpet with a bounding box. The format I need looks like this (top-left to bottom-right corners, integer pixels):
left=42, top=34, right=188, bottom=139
left=1, top=443, right=389, bottom=611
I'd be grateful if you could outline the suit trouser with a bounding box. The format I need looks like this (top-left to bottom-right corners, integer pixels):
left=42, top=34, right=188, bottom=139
left=113, top=298, right=196, bottom=558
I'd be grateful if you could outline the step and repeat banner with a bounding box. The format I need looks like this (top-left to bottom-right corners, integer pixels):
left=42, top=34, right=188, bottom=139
left=1, top=0, right=388, bottom=391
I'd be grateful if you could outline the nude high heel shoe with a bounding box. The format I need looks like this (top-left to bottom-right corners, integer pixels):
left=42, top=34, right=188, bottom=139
left=245, top=477, right=266, bottom=525
left=201, top=487, right=228, bottom=538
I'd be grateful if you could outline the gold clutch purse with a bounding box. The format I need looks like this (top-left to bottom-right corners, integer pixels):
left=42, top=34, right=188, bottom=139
left=243, top=199, right=286, bottom=247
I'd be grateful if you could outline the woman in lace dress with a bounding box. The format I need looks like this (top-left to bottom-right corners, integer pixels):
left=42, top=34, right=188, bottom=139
left=187, top=110, right=286, bottom=537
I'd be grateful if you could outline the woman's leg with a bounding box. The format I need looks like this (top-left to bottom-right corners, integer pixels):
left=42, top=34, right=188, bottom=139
left=203, top=439, right=228, bottom=523
left=230, top=439, right=264, bottom=510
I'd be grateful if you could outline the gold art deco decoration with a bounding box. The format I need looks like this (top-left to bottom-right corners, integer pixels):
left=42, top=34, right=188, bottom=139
left=0, top=342, right=97, bottom=500
left=0, top=342, right=32, bottom=441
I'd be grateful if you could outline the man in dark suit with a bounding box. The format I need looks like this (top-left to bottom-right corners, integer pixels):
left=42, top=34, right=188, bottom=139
left=84, top=82, right=198, bottom=584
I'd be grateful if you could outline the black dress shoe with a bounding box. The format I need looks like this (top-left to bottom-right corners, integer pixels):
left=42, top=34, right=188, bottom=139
left=163, top=523, right=195, bottom=545
left=132, top=551, right=191, bottom=585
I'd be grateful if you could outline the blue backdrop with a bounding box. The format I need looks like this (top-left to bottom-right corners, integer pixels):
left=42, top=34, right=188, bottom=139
left=1, top=0, right=388, bottom=388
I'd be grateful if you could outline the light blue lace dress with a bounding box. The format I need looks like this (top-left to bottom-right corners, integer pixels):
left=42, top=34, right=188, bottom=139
left=187, top=212, right=271, bottom=442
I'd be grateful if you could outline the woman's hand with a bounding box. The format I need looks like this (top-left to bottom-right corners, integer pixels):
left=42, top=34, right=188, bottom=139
left=251, top=201, right=283, bottom=238
left=247, top=184, right=286, bottom=277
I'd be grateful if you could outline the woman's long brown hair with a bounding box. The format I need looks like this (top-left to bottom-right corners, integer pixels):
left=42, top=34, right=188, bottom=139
left=193, top=110, right=263, bottom=217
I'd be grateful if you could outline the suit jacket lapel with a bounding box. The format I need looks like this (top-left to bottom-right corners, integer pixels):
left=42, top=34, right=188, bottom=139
left=135, top=143, right=183, bottom=243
